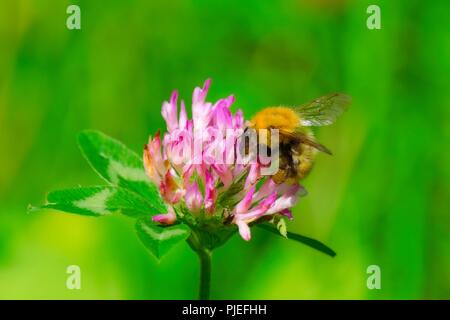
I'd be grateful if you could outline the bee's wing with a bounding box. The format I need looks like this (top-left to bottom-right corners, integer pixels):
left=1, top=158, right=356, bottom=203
left=280, top=130, right=332, bottom=155
left=294, top=93, right=351, bottom=127
left=299, top=134, right=332, bottom=155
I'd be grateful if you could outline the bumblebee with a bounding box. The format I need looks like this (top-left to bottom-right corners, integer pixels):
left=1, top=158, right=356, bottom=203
left=248, top=93, right=351, bottom=184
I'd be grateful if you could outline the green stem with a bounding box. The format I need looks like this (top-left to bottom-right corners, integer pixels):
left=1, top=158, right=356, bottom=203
left=198, top=249, right=212, bottom=300
left=187, top=233, right=212, bottom=300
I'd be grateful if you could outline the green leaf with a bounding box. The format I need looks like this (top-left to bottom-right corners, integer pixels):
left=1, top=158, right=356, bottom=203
left=30, top=186, right=158, bottom=218
left=135, top=217, right=191, bottom=260
left=78, top=130, right=166, bottom=213
left=257, top=223, right=336, bottom=257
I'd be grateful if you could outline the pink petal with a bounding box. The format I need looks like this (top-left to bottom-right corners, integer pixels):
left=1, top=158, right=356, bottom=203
left=182, top=164, right=195, bottom=186
left=212, top=99, right=233, bottom=131
left=234, top=186, right=256, bottom=214
left=159, top=171, right=183, bottom=204
left=212, top=164, right=233, bottom=188
left=143, top=132, right=166, bottom=185
left=164, top=128, right=192, bottom=170
left=143, top=147, right=160, bottom=186
left=179, top=100, right=187, bottom=129
left=253, top=178, right=277, bottom=202
left=245, top=163, right=260, bottom=189
left=232, top=164, right=245, bottom=177
left=280, top=209, right=294, bottom=220
left=186, top=119, right=193, bottom=131
left=202, top=127, right=225, bottom=165
left=223, top=128, right=241, bottom=165
left=170, top=90, right=178, bottom=106
left=234, top=191, right=277, bottom=221
left=192, top=80, right=213, bottom=130
left=161, top=91, right=179, bottom=132
left=236, top=220, right=251, bottom=241
left=185, top=181, right=203, bottom=213
left=182, top=163, right=206, bottom=187
left=193, top=104, right=212, bottom=130
left=204, top=170, right=217, bottom=214
left=265, top=184, right=302, bottom=215
left=233, top=109, right=244, bottom=129
left=152, top=207, right=177, bottom=225
left=193, top=79, right=211, bottom=105
left=225, top=95, right=235, bottom=107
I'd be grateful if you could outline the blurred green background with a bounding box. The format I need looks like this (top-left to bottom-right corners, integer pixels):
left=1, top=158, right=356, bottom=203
left=0, top=0, right=449, bottom=299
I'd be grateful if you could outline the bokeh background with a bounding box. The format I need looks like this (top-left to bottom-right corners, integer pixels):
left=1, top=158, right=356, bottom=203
left=0, top=0, right=449, bottom=299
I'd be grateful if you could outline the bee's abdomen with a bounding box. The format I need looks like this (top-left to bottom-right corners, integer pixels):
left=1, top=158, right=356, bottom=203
left=274, top=142, right=316, bottom=184
left=295, top=144, right=316, bottom=179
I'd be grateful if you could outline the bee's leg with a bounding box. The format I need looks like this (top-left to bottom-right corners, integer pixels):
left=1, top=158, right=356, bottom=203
left=279, top=156, right=288, bottom=169
left=272, top=169, right=287, bottom=184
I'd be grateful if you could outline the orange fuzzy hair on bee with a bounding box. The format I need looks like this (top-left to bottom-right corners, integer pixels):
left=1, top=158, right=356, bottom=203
left=249, top=107, right=300, bottom=132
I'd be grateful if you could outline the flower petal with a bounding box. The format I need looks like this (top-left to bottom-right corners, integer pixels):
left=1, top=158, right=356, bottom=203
left=265, top=184, right=302, bottom=215
left=185, top=181, right=203, bottom=213
left=234, top=191, right=277, bottom=221
left=280, top=209, right=294, bottom=220
left=212, top=164, right=233, bottom=188
left=204, top=169, right=217, bottom=214
left=193, top=79, right=211, bottom=105
left=192, top=80, right=213, bottom=130
left=212, top=96, right=234, bottom=132
left=233, top=109, right=244, bottom=129
left=144, top=132, right=166, bottom=185
left=160, top=171, right=183, bottom=204
left=253, top=178, right=277, bottom=202
left=234, top=186, right=256, bottom=214
left=245, top=163, right=260, bottom=189
left=236, top=220, right=251, bottom=241
left=152, top=207, right=177, bottom=225
left=179, top=100, right=187, bottom=129
left=162, top=91, right=179, bottom=133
